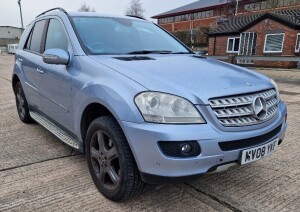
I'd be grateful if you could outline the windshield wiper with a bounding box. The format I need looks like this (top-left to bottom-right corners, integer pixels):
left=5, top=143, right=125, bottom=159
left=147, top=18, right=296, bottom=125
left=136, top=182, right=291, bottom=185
left=173, top=52, right=193, bottom=54
left=127, top=50, right=173, bottom=54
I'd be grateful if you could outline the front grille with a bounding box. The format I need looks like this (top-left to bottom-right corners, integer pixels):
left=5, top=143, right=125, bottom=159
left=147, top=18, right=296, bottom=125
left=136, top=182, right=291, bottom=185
left=209, top=89, right=279, bottom=127
left=219, top=124, right=282, bottom=151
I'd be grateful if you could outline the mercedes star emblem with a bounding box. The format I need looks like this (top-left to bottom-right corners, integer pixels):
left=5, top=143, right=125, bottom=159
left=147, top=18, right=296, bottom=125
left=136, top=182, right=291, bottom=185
left=252, top=96, right=267, bottom=120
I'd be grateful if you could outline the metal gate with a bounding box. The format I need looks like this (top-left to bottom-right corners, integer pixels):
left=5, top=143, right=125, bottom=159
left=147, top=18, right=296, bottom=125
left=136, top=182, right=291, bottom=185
left=238, top=32, right=257, bottom=64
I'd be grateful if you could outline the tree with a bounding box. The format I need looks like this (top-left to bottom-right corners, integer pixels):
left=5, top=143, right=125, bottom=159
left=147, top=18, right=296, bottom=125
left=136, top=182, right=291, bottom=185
left=78, top=2, right=96, bottom=12
left=125, top=0, right=145, bottom=18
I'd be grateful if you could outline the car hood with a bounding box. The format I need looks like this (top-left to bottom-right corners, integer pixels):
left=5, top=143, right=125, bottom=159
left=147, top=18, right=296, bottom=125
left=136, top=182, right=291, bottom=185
left=90, top=55, right=272, bottom=104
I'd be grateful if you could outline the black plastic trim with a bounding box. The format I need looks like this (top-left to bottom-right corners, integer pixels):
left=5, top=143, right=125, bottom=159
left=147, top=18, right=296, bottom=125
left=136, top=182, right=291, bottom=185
left=36, top=8, right=68, bottom=18
left=219, top=124, right=282, bottom=151
left=126, top=15, right=146, bottom=20
left=140, top=160, right=237, bottom=184
left=140, top=172, right=203, bottom=184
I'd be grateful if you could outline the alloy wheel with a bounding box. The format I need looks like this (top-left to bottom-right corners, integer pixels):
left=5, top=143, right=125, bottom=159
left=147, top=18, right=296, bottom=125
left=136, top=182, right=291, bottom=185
left=90, top=130, right=120, bottom=190
left=16, top=86, right=26, bottom=119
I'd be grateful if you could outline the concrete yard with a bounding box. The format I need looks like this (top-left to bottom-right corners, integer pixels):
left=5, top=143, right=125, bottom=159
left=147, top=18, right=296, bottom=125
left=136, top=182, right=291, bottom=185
left=0, top=55, right=299, bottom=211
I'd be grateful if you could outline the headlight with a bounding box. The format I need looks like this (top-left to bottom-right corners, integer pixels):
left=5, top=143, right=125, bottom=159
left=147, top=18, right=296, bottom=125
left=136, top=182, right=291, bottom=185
left=270, top=79, right=280, bottom=100
left=135, top=92, right=206, bottom=124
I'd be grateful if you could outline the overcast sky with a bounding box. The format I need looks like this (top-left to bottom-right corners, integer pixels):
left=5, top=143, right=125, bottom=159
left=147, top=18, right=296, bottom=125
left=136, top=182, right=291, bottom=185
left=0, top=0, right=196, bottom=28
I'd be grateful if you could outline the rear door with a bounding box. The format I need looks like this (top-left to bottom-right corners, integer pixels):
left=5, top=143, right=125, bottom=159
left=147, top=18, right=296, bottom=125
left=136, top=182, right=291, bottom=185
left=19, top=19, right=48, bottom=110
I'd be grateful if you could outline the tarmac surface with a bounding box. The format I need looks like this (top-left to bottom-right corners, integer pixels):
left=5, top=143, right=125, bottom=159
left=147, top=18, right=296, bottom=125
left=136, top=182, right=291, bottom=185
left=0, top=55, right=299, bottom=211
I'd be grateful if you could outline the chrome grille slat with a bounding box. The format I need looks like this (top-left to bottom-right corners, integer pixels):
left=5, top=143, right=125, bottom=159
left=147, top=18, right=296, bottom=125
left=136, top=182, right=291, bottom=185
left=209, top=89, right=277, bottom=108
left=213, top=106, right=253, bottom=118
left=209, top=89, right=279, bottom=127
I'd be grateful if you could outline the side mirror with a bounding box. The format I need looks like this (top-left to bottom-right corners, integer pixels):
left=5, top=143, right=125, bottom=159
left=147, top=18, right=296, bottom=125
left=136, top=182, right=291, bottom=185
left=43, top=49, right=69, bottom=65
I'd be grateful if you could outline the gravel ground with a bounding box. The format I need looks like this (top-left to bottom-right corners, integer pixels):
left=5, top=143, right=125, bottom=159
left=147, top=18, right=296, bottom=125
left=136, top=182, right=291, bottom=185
left=0, top=55, right=299, bottom=212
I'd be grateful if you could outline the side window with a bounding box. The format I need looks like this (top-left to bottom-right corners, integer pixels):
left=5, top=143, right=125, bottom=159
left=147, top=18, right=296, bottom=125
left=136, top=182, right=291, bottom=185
left=295, top=33, right=300, bottom=52
left=24, top=29, right=33, bottom=50
left=29, top=20, right=47, bottom=53
left=45, top=19, right=68, bottom=51
left=264, top=33, right=284, bottom=53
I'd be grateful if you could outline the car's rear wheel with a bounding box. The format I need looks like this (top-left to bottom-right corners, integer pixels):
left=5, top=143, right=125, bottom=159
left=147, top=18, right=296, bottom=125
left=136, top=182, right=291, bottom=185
left=86, top=116, right=145, bottom=201
left=15, top=82, right=33, bottom=123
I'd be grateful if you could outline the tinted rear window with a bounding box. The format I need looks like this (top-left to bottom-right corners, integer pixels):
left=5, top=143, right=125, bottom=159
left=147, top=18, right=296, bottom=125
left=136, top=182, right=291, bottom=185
left=29, top=20, right=47, bottom=53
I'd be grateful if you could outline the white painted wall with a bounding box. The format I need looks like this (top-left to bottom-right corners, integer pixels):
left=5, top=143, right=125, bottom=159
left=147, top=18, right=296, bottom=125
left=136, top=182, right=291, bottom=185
left=0, top=26, right=22, bottom=39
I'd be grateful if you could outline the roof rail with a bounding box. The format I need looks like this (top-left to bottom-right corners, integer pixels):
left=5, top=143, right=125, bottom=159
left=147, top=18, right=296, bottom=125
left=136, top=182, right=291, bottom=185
left=126, top=15, right=146, bottom=20
left=36, top=7, right=67, bottom=18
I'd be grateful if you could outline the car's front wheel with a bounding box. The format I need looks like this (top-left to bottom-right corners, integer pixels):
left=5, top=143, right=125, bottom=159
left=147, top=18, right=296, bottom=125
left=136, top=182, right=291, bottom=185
left=86, top=116, right=145, bottom=201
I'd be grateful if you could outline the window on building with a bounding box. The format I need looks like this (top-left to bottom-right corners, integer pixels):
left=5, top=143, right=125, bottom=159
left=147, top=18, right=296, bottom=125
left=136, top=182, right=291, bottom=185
left=291, top=0, right=298, bottom=6
left=284, top=0, right=291, bottom=6
left=261, top=1, right=267, bottom=9
left=205, top=11, right=210, bottom=17
left=278, top=0, right=285, bottom=7
left=201, top=10, right=213, bottom=18
left=295, top=33, right=300, bottom=52
left=181, top=14, right=189, bottom=21
left=244, top=3, right=255, bottom=11
left=197, top=12, right=202, bottom=19
left=227, top=37, right=240, bottom=52
left=264, top=33, right=284, bottom=53
left=159, top=17, right=175, bottom=24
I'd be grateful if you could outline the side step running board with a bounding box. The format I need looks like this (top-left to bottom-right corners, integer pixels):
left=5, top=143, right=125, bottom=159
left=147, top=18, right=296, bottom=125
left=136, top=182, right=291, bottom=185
left=30, top=111, right=80, bottom=150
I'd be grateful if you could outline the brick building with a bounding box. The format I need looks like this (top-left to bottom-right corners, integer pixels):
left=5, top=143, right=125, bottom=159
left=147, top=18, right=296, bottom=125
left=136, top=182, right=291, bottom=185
left=152, top=0, right=300, bottom=31
left=152, top=0, right=300, bottom=48
left=208, top=9, right=300, bottom=68
left=152, top=0, right=223, bottom=32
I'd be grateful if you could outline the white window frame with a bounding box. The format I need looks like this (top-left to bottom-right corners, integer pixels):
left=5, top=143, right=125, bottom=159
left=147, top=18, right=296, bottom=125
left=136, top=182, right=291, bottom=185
left=226, top=37, right=240, bottom=53
left=263, top=33, right=285, bottom=53
left=295, top=33, right=300, bottom=52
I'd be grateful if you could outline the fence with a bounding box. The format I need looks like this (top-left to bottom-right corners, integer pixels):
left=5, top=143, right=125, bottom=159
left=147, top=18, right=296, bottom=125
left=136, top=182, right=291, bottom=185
left=206, top=55, right=300, bottom=64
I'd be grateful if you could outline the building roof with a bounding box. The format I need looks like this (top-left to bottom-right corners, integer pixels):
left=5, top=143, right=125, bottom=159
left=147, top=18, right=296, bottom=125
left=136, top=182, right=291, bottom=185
left=152, top=0, right=224, bottom=19
left=0, top=26, right=23, bottom=29
left=209, top=8, right=300, bottom=36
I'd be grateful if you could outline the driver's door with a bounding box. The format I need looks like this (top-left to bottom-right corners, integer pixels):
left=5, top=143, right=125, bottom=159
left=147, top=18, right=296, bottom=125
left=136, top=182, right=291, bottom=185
left=38, top=18, right=73, bottom=131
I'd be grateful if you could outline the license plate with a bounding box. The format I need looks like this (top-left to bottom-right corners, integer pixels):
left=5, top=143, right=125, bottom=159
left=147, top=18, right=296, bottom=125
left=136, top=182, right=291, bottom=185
left=240, top=138, right=279, bottom=165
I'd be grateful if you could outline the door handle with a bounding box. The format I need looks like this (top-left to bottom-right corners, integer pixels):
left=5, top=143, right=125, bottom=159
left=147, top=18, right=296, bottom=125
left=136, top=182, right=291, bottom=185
left=18, top=58, right=23, bottom=63
left=36, top=68, right=44, bottom=74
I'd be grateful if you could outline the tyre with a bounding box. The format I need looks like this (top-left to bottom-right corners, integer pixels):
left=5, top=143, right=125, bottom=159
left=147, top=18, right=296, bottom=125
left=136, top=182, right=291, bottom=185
left=15, top=81, right=33, bottom=123
left=86, top=116, right=145, bottom=202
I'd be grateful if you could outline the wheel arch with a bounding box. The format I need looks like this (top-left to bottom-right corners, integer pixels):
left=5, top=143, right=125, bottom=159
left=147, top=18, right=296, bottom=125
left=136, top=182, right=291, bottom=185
left=12, top=74, right=20, bottom=94
left=80, top=102, right=116, bottom=146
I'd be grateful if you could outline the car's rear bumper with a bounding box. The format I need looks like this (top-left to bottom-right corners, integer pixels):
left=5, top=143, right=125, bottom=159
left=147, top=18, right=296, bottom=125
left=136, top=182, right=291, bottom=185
left=121, top=101, right=287, bottom=184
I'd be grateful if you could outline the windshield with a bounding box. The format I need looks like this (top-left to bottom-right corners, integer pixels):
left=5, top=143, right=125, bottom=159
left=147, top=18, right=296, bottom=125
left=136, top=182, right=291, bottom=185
left=72, top=17, right=190, bottom=55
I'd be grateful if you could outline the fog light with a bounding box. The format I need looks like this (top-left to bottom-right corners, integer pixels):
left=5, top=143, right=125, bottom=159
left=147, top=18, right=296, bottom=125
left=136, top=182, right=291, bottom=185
left=158, top=141, right=201, bottom=158
left=181, top=144, right=192, bottom=154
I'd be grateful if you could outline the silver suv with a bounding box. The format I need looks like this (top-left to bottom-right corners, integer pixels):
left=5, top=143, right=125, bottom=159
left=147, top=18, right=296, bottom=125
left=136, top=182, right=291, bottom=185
left=12, top=8, right=287, bottom=201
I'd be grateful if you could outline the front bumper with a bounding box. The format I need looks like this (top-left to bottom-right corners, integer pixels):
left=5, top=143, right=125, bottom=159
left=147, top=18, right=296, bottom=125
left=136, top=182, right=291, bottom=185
left=121, top=101, right=287, bottom=184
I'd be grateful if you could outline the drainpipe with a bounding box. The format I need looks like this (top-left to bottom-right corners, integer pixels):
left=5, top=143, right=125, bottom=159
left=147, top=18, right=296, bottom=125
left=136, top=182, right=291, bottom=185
left=213, top=35, right=216, bottom=55
left=235, top=0, right=239, bottom=16
left=190, top=13, right=195, bottom=49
